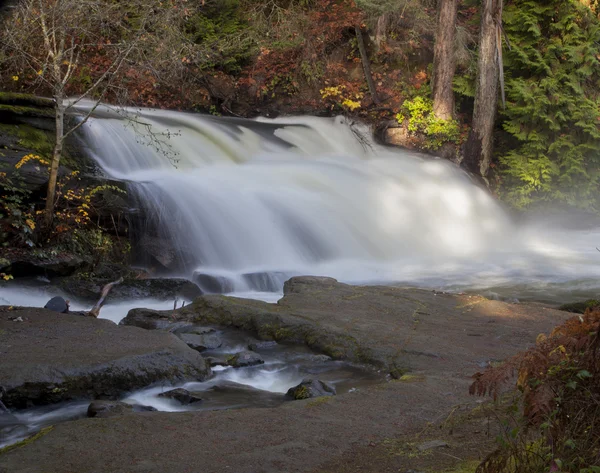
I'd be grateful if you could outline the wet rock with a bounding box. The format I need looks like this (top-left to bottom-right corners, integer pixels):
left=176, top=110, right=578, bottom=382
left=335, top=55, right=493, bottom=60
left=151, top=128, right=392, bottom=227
left=283, top=276, right=338, bottom=295
left=248, top=340, right=278, bottom=351
left=417, top=440, right=449, bottom=451
left=60, top=276, right=200, bottom=303
left=43, top=296, right=69, bottom=314
left=174, top=325, right=215, bottom=336
left=131, top=404, right=157, bottom=412
left=204, top=355, right=229, bottom=367
left=87, top=400, right=133, bottom=418
left=139, top=235, right=178, bottom=270
left=177, top=333, right=222, bottom=352
left=242, top=271, right=291, bottom=292
left=158, top=388, right=202, bottom=405
left=1, top=308, right=210, bottom=408
left=227, top=351, right=264, bottom=368
left=0, top=252, right=88, bottom=278
left=194, top=273, right=234, bottom=294
left=286, top=379, right=336, bottom=400
left=120, top=308, right=173, bottom=330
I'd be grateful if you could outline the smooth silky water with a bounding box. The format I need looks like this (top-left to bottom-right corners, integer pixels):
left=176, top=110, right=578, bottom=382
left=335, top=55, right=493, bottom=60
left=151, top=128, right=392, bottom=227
left=73, top=104, right=600, bottom=303
left=3, top=105, right=600, bottom=447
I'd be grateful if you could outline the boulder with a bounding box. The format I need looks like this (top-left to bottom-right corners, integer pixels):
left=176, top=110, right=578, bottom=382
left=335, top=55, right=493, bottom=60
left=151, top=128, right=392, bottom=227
left=283, top=276, right=339, bottom=295
left=87, top=400, right=133, bottom=418
left=120, top=308, right=173, bottom=330
left=286, top=379, right=336, bottom=400
left=227, top=351, right=264, bottom=368
left=177, top=333, right=222, bottom=352
left=158, top=388, right=202, bottom=405
left=59, top=276, right=200, bottom=303
left=193, top=273, right=235, bottom=294
left=173, top=325, right=215, bottom=336
left=1, top=308, right=211, bottom=408
left=43, top=296, right=69, bottom=314
left=0, top=252, right=88, bottom=278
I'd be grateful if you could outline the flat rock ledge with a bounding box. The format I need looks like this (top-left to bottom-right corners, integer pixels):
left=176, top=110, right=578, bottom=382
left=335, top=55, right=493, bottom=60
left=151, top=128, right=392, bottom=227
left=0, top=307, right=210, bottom=408
left=0, top=277, right=575, bottom=473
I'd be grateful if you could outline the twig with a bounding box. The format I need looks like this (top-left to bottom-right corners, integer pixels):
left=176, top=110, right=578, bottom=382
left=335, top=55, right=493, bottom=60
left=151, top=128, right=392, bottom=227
left=88, top=277, right=124, bottom=318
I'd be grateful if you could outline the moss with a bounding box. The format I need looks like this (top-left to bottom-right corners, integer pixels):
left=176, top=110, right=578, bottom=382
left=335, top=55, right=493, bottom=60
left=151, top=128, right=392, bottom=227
left=396, top=374, right=426, bottom=383
left=0, top=104, right=55, bottom=118
left=306, top=396, right=332, bottom=407
left=293, top=385, right=310, bottom=400
left=558, top=299, right=600, bottom=314
left=0, top=92, right=54, bottom=108
left=0, top=426, right=54, bottom=456
left=0, top=123, right=53, bottom=157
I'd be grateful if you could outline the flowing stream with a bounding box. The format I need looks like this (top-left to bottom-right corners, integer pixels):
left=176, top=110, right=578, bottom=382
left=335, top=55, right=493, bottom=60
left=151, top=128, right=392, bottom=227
left=73, top=104, right=600, bottom=304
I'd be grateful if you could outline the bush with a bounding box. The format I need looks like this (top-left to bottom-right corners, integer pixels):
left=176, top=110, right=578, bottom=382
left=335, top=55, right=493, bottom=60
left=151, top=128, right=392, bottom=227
left=397, top=93, right=460, bottom=150
left=471, top=308, right=600, bottom=472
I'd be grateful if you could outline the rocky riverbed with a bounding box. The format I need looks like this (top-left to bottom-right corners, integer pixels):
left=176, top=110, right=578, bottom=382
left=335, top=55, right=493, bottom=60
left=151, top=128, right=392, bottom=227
left=0, top=276, right=574, bottom=473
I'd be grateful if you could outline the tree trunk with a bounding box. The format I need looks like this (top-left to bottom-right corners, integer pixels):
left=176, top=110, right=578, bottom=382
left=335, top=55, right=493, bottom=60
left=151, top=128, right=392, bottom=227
left=374, top=14, right=387, bottom=50
left=355, top=25, right=379, bottom=104
left=432, top=0, right=457, bottom=121
left=44, top=97, right=64, bottom=228
left=462, top=0, right=502, bottom=179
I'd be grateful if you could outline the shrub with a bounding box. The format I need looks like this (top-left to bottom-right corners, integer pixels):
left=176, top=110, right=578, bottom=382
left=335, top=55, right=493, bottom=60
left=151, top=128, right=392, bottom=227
left=471, top=308, right=600, bottom=472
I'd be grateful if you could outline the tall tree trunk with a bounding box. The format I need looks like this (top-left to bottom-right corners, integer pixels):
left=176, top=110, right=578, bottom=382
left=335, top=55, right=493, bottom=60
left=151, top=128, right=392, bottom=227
left=44, top=96, right=64, bottom=228
left=355, top=25, right=379, bottom=104
left=374, top=14, right=387, bottom=50
left=432, top=0, right=457, bottom=121
left=462, top=0, right=502, bottom=179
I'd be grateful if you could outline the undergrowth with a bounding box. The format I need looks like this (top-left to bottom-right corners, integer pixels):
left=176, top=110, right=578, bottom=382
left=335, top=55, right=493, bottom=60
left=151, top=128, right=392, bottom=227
left=471, top=307, right=600, bottom=472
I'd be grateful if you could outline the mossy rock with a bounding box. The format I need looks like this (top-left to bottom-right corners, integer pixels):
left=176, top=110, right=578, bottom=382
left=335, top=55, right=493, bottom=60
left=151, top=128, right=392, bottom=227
left=558, top=299, right=600, bottom=314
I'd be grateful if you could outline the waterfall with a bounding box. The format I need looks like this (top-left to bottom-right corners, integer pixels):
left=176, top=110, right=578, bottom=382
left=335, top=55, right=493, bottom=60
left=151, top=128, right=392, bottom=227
left=76, top=104, right=600, bottom=302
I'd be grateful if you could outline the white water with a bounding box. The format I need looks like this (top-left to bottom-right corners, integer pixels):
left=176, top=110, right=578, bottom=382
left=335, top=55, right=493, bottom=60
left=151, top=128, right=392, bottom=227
left=75, top=104, right=600, bottom=303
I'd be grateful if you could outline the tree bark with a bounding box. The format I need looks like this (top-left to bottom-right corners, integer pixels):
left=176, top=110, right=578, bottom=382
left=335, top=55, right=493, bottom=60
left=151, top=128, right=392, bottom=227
left=355, top=25, right=379, bottom=104
left=432, top=0, right=457, bottom=121
left=374, top=14, right=387, bottom=50
left=44, top=96, right=64, bottom=228
left=462, top=0, right=502, bottom=179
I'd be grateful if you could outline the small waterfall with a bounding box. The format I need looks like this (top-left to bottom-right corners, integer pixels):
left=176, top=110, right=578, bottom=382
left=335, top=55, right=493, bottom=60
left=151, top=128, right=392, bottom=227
left=76, top=104, right=600, bottom=301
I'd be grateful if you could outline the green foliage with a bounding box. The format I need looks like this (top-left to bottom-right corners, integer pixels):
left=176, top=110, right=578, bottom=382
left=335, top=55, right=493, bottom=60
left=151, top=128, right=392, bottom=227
left=397, top=94, right=460, bottom=150
left=184, top=0, right=255, bottom=74
left=499, top=0, right=600, bottom=210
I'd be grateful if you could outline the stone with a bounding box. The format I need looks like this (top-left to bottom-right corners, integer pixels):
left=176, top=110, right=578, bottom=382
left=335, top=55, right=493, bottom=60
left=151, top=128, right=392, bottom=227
left=158, top=388, right=202, bottom=405
left=193, top=273, right=235, bottom=294
left=120, top=308, right=173, bottom=330
left=204, top=355, right=229, bottom=367
left=177, top=333, right=222, bottom=352
left=286, top=379, right=336, bottom=400
left=43, top=296, right=69, bottom=314
left=131, top=404, right=158, bottom=412
left=248, top=340, right=278, bottom=351
left=283, top=276, right=339, bottom=295
left=87, top=400, right=133, bottom=419
left=417, top=440, right=449, bottom=452
left=173, top=325, right=215, bottom=336
left=1, top=308, right=211, bottom=409
left=227, top=351, right=264, bottom=368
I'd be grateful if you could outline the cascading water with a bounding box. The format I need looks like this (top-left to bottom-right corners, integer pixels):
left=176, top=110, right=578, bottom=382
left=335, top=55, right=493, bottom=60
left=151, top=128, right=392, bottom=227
left=76, top=104, right=600, bottom=303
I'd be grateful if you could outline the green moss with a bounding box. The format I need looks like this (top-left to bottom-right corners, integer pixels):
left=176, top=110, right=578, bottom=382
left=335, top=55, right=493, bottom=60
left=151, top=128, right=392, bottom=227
left=293, top=385, right=310, bottom=400
left=306, top=396, right=332, bottom=407
left=396, top=374, right=426, bottom=383
left=558, top=299, right=600, bottom=314
left=0, top=123, right=53, bottom=157
left=0, top=92, right=54, bottom=108
left=0, top=426, right=54, bottom=456
left=0, top=104, right=55, bottom=118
